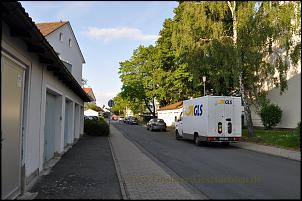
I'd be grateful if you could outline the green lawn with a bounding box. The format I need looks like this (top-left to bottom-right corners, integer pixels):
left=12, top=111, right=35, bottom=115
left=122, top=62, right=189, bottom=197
left=242, top=128, right=300, bottom=150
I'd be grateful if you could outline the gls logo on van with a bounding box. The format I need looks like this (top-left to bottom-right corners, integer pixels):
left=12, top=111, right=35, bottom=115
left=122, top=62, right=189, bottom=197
left=215, top=99, right=232, bottom=105
left=184, top=104, right=203, bottom=116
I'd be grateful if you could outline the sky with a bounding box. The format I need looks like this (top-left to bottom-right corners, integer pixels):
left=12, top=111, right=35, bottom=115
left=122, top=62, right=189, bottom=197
left=20, top=1, right=179, bottom=107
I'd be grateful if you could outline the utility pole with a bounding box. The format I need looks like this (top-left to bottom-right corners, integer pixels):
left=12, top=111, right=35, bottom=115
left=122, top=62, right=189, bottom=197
left=202, top=76, right=206, bottom=96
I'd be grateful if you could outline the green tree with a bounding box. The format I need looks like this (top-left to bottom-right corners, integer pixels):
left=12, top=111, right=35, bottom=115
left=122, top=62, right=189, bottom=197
left=155, top=18, right=198, bottom=106
left=112, top=93, right=129, bottom=115
left=170, top=1, right=300, bottom=136
left=119, top=45, right=157, bottom=116
left=86, top=103, right=102, bottom=112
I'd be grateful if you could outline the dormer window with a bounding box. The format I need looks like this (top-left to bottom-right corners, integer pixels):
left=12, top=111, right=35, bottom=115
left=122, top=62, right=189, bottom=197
left=59, top=32, right=63, bottom=42
left=69, top=39, right=72, bottom=47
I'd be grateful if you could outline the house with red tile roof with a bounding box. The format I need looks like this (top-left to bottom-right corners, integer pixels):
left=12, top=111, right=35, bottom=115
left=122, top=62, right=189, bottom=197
left=83, top=87, right=96, bottom=104
left=36, top=21, right=85, bottom=85
left=157, top=101, right=183, bottom=127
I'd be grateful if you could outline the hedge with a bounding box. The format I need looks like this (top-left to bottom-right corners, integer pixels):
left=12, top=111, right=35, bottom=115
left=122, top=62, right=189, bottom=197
left=84, top=117, right=109, bottom=136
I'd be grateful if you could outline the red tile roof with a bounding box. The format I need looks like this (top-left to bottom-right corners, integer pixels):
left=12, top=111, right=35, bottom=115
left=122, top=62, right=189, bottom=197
left=83, top=88, right=92, bottom=94
left=36, top=21, right=68, bottom=36
left=157, top=101, right=183, bottom=111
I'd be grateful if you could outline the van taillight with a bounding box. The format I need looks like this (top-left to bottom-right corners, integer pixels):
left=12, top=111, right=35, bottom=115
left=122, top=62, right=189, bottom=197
left=218, top=122, right=222, bottom=134
left=228, top=122, right=232, bottom=134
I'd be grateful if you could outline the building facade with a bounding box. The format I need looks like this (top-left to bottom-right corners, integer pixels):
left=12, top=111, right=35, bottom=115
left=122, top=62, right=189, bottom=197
left=36, top=21, right=85, bottom=85
left=1, top=2, right=91, bottom=199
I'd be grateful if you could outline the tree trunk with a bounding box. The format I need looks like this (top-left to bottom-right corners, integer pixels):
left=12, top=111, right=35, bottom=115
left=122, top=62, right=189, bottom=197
left=239, top=72, right=255, bottom=137
left=152, top=97, right=156, bottom=117
left=144, top=98, right=154, bottom=116
left=228, top=0, right=254, bottom=137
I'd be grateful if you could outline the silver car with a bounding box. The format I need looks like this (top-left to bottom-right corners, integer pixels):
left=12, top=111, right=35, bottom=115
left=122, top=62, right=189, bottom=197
left=147, top=118, right=166, bottom=131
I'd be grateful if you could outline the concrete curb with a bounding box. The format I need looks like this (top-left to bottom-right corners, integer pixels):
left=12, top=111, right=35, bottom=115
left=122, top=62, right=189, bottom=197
left=108, top=131, right=129, bottom=200
left=166, top=126, right=300, bottom=161
left=232, top=142, right=301, bottom=161
left=120, top=129, right=208, bottom=200
left=109, top=123, right=201, bottom=199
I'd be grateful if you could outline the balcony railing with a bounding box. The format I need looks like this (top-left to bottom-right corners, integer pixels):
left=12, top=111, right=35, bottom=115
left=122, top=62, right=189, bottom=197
left=62, top=60, right=72, bottom=72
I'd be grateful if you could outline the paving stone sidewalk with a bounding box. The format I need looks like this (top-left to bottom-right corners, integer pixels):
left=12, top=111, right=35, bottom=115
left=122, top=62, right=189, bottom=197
left=109, top=124, right=206, bottom=200
left=29, top=135, right=122, bottom=199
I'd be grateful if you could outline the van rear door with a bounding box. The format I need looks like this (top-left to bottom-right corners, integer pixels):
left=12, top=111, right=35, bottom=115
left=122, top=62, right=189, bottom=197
left=224, top=97, right=234, bottom=137
left=209, top=97, right=225, bottom=137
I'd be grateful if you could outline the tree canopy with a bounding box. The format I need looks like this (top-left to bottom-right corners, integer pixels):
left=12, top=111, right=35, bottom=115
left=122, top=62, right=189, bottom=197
left=116, top=1, right=301, bottom=136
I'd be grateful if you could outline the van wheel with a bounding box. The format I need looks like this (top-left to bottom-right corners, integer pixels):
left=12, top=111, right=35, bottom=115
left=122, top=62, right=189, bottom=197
left=194, top=134, right=201, bottom=146
left=176, top=130, right=181, bottom=140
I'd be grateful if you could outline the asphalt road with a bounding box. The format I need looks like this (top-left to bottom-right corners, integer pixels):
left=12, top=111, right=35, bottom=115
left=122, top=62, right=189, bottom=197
left=112, top=121, right=301, bottom=199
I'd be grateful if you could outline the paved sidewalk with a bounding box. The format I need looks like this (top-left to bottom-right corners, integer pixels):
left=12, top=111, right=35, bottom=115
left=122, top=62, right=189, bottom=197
left=29, top=135, right=122, bottom=199
left=109, top=124, right=206, bottom=200
left=166, top=127, right=300, bottom=161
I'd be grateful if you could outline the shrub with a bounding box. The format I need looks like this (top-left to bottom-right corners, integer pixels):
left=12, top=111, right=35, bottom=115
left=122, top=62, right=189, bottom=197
left=260, top=103, right=282, bottom=129
left=295, top=122, right=301, bottom=134
left=84, top=118, right=109, bottom=136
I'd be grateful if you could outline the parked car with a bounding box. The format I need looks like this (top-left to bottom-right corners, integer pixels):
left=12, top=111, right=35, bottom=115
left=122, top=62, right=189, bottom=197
left=128, top=117, right=138, bottom=125
left=124, top=116, right=130, bottom=124
left=147, top=118, right=166, bottom=131
left=119, top=116, right=124, bottom=122
left=111, top=115, right=118, bottom=121
left=84, top=115, right=99, bottom=121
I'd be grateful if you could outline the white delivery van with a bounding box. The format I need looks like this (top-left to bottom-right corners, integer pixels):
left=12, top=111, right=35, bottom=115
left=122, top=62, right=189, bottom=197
left=175, top=96, right=242, bottom=145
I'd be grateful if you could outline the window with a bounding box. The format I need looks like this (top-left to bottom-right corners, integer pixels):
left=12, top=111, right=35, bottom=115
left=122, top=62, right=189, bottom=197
left=69, top=39, right=72, bottom=47
left=59, top=33, right=63, bottom=42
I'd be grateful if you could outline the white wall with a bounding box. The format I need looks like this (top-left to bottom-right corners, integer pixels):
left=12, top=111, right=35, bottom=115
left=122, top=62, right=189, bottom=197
left=84, top=109, right=98, bottom=116
left=158, top=108, right=182, bottom=127
left=44, top=23, right=84, bottom=85
left=74, top=104, right=80, bottom=139
left=251, top=73, right=301, bottom=128
left=2, top=22, right=85, bottom=185
left=80, top=106, right=84, bottom=135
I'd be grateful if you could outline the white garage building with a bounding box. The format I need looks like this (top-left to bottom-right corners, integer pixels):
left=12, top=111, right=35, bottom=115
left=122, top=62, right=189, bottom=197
left=157, top=101, right=183, bottom=127
left=1, top=2, right=91, bottom=199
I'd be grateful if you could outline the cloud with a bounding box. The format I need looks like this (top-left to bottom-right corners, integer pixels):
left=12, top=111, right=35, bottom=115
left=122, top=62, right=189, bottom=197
left=84, top=27, right=159, bottom=42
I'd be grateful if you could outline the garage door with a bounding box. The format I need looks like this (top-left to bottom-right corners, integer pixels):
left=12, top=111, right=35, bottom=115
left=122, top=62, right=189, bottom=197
left=1, top=55, right=24, bottom=199
left=64, top=100, right=71, bottom=147
left=44, top=92, right=56, bottom=163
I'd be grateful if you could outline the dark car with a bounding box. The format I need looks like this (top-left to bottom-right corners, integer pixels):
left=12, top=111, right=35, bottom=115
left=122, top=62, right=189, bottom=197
left=128, top=117, right=138, bottom=125
left=124, top=117, right=130, bottom=124
left=84, top=115, right=99, bottom=121
left=147, top=118, right=166, bottom=131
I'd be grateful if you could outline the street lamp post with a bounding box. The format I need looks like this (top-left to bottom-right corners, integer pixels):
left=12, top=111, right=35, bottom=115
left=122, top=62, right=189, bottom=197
left=202, top=76, right=206, bottom=96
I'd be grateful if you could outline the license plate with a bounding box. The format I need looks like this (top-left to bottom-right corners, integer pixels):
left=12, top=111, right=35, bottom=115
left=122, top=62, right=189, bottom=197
left=219, top=137, right=229, bottom=141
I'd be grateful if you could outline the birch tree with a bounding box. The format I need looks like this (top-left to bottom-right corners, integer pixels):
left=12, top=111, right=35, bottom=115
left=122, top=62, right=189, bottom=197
left=171, top=1, right=300, bottom=136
